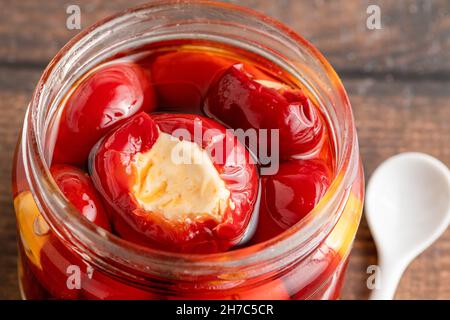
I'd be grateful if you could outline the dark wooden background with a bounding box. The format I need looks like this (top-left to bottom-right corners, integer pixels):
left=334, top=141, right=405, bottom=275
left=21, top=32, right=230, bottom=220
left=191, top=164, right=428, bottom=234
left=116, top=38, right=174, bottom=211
left=0, top=0, right=449, bottom=299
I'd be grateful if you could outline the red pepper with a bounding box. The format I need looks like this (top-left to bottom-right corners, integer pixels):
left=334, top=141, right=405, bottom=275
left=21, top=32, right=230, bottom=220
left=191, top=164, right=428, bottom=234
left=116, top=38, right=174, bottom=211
left=39, top=235, right=156, bottom=300
left=204, top=64, right=324, bottom=159
left=80, top=267, right=157, bottom=300
left=166, top=277, right=290, bottom=300
left=51, top=164, right=111, bottom=231
left=90, top=112, right=259, bottom=253
left=52, top=62, right=157, bottom=166
left=39, top=236, right=81, bottom=299
left=40, top=166, right=155, bottom=299
left=252, top=159, right=331, bottom=243
left=149, top=51, right=234, bottom=112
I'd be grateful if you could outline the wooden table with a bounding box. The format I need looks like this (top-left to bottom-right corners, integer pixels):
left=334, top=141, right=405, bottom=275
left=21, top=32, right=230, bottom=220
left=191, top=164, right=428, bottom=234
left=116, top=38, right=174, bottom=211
left=0, top=0, right=449, bottom=300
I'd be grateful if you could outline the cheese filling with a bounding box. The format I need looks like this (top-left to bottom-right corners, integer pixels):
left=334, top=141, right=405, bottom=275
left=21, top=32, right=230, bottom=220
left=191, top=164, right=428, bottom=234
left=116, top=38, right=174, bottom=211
left=132, top=132, right=230, bottom=222
left=255, top=79, right=287, bottom=90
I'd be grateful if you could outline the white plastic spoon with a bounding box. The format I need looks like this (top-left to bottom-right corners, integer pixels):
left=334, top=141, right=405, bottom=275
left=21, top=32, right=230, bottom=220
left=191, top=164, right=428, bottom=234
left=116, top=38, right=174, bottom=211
left=366, top=152, right=450, bottom=300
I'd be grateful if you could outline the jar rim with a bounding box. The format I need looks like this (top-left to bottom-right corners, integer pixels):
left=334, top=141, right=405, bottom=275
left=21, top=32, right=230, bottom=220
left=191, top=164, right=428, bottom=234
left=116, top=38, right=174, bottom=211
left=24, top=0, right=357, bottom=279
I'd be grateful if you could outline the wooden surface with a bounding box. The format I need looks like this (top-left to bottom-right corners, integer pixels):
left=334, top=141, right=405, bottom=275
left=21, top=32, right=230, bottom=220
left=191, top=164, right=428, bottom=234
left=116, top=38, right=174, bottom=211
left=0, top=0, right=449, bottom=300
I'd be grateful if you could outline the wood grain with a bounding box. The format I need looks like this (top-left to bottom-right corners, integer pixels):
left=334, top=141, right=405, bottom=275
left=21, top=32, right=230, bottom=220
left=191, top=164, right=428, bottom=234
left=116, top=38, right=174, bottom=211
left=0, top=0, right=449, bottom=300
left=0, top=0, right=449, bottom=74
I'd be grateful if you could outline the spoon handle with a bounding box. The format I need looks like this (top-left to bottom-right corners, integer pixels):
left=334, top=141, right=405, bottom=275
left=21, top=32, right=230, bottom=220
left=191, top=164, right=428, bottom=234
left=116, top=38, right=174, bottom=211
left=369, top=259, right=407, bottom=300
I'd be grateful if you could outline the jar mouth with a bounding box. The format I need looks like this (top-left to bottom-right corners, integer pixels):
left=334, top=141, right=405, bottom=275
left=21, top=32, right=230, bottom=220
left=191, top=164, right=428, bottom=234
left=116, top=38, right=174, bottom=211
left=25, top=0, right=357, bottom=279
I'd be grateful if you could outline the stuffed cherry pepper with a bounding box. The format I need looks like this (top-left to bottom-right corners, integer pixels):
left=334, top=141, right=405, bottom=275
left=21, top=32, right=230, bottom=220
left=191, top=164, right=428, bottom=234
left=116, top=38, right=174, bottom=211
left=204, top=63, right=324, bottom=159
left=89, top=112, right=259, bottom=253
left=52, top=62, right=157, bottom=166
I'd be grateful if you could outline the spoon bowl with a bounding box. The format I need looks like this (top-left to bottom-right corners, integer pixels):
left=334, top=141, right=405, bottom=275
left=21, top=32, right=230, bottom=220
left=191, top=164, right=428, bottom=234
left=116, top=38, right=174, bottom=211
left=366, top=152, right=450, bottom=299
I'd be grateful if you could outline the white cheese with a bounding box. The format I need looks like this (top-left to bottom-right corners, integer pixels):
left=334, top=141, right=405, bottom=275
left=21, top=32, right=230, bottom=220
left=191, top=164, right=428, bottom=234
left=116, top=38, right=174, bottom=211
left=132, top=132, right=230, bottom=222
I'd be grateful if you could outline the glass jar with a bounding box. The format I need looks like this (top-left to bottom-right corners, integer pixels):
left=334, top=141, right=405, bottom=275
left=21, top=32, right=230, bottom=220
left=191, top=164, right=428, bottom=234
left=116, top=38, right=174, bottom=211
left=12, top=0, right=363, bottom=300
